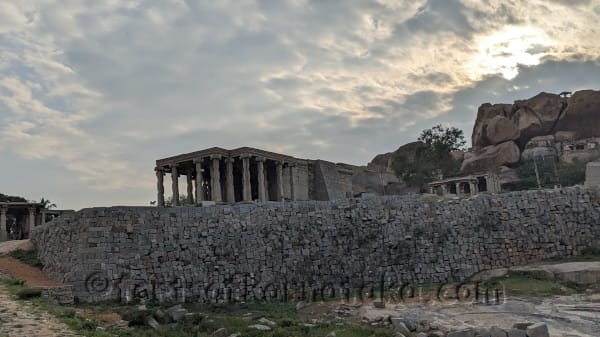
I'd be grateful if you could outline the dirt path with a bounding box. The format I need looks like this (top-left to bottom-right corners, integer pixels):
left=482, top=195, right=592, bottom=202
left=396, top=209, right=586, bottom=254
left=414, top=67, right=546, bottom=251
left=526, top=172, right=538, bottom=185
left=0, top=257, right=63, bottom=288
left=0, top=282, right=80, bottom=337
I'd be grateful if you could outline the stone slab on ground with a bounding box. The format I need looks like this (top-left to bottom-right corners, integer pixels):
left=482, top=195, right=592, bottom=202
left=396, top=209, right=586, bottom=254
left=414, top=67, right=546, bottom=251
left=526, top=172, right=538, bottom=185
left=512, top=262, right=600, bottom=285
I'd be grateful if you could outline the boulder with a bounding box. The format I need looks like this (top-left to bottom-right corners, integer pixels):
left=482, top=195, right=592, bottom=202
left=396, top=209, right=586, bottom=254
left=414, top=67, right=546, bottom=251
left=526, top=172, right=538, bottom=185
left=460, top=141, right=521, bottom=173
left=470, top=90, right=600, bottom=152
left=485, top=115, right=519, bottom=145
left=506, top=329, right=526, bottom=337
left=490, top=326, right=507, bottom=337
left=555, top=90, right=600, bottom=139
left=391, top=319, right=411, bottom=336
left=447, top=329, right=475, bottom=337
left=472, top=103, right=513, bottom=150
left=525, top=322, right=549, bottom=337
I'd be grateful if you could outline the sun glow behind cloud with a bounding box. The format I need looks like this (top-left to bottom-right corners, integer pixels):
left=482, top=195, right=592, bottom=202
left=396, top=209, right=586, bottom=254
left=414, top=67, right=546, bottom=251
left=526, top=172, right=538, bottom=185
left=468, top=26, right=553, bottom=80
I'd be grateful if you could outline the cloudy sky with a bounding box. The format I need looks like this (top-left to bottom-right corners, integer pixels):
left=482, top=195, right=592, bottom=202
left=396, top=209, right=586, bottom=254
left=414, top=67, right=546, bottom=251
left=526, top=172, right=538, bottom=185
left=1, top=0, right=600, bottom=210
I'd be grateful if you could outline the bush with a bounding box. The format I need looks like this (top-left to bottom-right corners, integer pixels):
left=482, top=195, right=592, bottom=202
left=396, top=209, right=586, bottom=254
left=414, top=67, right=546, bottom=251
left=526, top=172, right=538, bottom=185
left=16, top=288, right=42, bottom=299
left=9, top=249, right=43, bottom=268
left=3, top=278, right=25, bottom=286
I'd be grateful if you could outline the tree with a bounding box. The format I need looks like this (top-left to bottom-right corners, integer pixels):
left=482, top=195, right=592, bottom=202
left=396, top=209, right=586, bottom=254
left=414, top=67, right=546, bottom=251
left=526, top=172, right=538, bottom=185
left=392, top=125, right=465, bottom=190
left=40, top=197, right=57, bottom=209
left=0, top=193, right=27, bottom=202
left=417, top=124, right=466, bottom=152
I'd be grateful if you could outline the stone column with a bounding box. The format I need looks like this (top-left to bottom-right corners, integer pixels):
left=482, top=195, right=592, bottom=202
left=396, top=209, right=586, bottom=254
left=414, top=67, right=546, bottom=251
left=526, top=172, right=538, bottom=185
left=26, top=207, right=35, bottom=237
left=0, top=206, right=7, bottom=242
left=455, top=183, right=460, bottom=197
left=441, top=184, right=447, bottom=195
left=171, top=165, right=180, bottom=206
left=289, top=163, right=296, bottom=201
left=256, top=157, right=266, bottom=202
left=210, top=155, right=222, bottom=202
left=429, top=186, right=434, bottom=194
left=40, top=209, right=46, bottom=226
left=226, top=157, right=235, bottom=203
left=241, top=154, right=252, bottom=201
left=155, top=168, right=165, bottom=207
left=186, top=172, right=194, bottom=204
left=195, top=160, right=205, bottom=204
left=275, top=161, right=284, bottom=201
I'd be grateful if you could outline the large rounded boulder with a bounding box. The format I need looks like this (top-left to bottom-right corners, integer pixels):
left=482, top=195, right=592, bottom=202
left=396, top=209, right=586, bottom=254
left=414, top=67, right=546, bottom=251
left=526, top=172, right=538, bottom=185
left=460, top=141, right=521, bottom=173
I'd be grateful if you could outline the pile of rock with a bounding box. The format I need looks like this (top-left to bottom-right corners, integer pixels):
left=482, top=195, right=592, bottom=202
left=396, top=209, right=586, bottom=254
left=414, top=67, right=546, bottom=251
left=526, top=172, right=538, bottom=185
left=391, top=319, right=550, bottom=337
left=445, top=322, right=550, bottom=337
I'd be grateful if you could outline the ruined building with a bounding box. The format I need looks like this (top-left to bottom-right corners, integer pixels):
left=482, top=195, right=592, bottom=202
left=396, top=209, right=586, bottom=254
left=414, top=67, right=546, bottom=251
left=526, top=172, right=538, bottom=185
left=155, top=147, right=359, bottom=206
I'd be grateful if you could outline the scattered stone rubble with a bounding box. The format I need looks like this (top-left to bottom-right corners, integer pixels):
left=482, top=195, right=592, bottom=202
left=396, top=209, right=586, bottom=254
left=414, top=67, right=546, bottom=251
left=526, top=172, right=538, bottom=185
left=31, top=187, right=600, bottom=304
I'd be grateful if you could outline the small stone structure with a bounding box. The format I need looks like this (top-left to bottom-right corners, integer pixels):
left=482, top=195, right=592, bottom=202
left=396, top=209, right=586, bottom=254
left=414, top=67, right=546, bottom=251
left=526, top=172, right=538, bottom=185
left=427, top=173, right=501, bottom=196
left=155, top=147, right=356, bottom=206
left=32, top=187, right=600, bottom=303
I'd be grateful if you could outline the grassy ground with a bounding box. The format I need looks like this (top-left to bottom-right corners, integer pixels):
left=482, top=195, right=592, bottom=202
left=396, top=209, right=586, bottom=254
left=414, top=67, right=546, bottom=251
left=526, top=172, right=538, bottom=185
left=7, top=249, right=43, bottom=268
left=1, top=278, right=394, bottom=337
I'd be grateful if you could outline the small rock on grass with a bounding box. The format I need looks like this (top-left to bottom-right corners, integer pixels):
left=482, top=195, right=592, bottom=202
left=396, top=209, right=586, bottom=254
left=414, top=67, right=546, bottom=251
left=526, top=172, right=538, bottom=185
left=248, top=324, right=271, bottom=331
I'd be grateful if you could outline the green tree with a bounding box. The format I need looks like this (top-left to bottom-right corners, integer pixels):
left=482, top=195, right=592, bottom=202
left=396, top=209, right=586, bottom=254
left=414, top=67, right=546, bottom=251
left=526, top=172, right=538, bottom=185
left=392, top=125, right=465, bottom=190
left=39, top=197, right=57, bottom=209
left=0, top=193, right=27, bottom=202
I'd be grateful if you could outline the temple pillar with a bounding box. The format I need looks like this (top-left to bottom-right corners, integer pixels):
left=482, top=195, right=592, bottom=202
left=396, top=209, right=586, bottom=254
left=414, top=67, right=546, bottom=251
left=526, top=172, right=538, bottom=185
left=186, top=171, right=194, bottom=204
left=40, top=209, right=46, bottom=226
left=155, top=167, right=165, bottom=207
left=27, top=207, right=35, bottom=237
left=455, top=183, right=460, bottom=197
left=441, top=184, right=447, bottom=195
left=226, top=157, right=235, bottom=203
left=256, top=157, right=266, bottom=202
left=195, top=160, right=205, bottom=204
left=289, top=163, right=296, bottom=201
left=171, top=165, right=180, bottom=206
left=241, top=154, right=252, bottom=201
left=275, top=161, right=284, bottom=201
left=0, top=206, right=7, bottom=242
left=210, top=155, right=222, bottom=202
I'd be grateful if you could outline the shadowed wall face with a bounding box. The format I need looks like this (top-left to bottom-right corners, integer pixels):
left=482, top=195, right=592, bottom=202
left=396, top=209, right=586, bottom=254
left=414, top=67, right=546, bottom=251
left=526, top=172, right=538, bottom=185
left=31, top=187, right=600, bottom=303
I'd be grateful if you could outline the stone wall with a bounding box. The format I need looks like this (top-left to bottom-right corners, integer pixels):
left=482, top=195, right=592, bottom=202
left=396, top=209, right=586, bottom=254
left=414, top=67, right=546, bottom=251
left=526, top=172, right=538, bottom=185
left=31, top=187, right=600, bottom=303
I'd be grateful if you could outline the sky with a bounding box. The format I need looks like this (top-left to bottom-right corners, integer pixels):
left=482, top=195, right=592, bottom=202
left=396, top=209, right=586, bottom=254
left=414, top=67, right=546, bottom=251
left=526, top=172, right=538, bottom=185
left=1, top=0, right=600, bottom=210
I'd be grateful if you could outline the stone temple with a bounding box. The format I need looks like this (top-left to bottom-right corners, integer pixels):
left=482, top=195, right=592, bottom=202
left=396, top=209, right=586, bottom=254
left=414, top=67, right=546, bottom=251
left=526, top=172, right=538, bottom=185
left=155, top=147, right=361, bottom=206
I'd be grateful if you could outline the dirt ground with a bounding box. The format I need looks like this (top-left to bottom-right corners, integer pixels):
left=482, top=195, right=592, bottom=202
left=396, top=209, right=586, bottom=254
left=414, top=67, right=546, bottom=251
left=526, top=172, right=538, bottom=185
left=0, top=240, right=79, bottom=336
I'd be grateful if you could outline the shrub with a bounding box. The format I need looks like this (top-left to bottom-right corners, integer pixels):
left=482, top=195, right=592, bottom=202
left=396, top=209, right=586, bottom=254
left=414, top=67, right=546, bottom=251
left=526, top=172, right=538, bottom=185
left=16, top=288, right=42, bottom=299
left=8, top=249, right=43, bottom=268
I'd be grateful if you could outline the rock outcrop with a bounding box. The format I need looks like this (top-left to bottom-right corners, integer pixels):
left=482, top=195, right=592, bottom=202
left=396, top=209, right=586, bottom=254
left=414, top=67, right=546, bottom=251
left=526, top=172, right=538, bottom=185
left=461, top=141, right=520, bottom=173
left=466, top=90, right=600, bottom=173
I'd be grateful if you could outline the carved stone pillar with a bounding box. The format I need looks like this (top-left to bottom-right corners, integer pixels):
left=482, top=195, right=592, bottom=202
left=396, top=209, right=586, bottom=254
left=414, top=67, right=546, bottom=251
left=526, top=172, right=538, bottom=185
left=275, top=161, right=284, bottom=201
left=289, top=163, right=296, bottom=201
left=0, top=206, right=7, bottom=242
left=186, top=171, right=194, bottom=204
left=226, top=157, right=235, bottom=203
left=455, top=183, right=460, bottom=197
left=241, top=154, right=252, bottom=201
left=210, top=155, right=222, bottom=202
left=155, top=167, right=165, bottom=207
left=171, top=165, right=180, bottom=206
left=256, top=157, right=266, bottom=202
left=441, top=184, right=447, bottom=195
left=195, top=160, right=205, bottom=204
